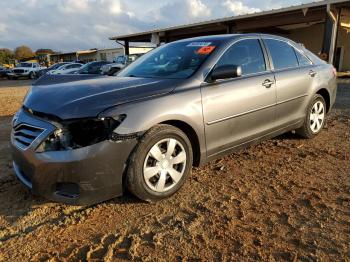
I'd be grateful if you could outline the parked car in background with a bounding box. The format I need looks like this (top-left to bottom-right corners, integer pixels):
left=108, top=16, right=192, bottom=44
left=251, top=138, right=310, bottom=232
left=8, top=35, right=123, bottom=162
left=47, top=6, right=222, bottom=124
left=101, top=54, right=142, bottom=76
left=73, top=61, right=110, bottom=75
left=36, top=62, right=70, bottom=78
left=0, top=66, right=11, bottom=78
left=11, top=34, right=337, bottom=205
left=48, top=63, right=83, bottom=75
left=7, top=62, right=46, bottom=80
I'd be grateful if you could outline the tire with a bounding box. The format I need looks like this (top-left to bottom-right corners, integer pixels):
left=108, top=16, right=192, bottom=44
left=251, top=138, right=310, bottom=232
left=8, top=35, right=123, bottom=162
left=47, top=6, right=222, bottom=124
left=29, top=72, right=35, bottom=79
left=126, top=124, right=193, bottom=202
left=296, top=94, right=326, bottom=139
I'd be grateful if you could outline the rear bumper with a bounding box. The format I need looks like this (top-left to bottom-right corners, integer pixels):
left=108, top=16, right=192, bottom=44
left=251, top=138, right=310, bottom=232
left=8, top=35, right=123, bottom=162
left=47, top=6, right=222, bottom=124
left=11, top=109, right=137, bottom=206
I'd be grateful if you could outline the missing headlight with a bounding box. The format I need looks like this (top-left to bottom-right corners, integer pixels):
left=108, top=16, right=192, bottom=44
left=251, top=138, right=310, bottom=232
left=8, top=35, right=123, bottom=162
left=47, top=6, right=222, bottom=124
left=37, top=115, right=126, bottom=152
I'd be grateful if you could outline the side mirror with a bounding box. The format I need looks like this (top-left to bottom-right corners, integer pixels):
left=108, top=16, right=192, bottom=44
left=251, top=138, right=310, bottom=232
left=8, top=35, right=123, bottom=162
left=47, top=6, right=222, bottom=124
left=208, top=65, right=242, bottom=82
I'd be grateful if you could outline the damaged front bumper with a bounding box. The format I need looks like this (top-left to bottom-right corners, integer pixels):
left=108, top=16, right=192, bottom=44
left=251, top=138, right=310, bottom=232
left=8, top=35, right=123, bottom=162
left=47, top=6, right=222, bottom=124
left=11, top=108, right=138, bottom=205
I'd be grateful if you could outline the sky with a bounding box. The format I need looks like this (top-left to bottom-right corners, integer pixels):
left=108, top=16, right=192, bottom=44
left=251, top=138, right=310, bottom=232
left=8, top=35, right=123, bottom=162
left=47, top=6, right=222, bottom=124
left=0, top=0, right=321, bottom=52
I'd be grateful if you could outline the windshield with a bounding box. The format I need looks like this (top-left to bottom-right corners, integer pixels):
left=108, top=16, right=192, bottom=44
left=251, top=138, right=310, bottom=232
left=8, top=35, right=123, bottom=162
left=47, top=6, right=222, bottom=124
left=17, top=63, right=32, bottom=68
left=118, top=40, right=220, bottom=79
left=77, top=63, right=90, bottom=74
left=77, top=62, right=107, bottom=74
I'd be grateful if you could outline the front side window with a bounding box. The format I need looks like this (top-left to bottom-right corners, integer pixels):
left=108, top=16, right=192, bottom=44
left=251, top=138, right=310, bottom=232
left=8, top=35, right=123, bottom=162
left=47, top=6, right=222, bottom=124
left=216, top=39, right=266, bottom=75
left=264, top=39, right=299, bottom=70
left=119, top=40, right=221, bottom=79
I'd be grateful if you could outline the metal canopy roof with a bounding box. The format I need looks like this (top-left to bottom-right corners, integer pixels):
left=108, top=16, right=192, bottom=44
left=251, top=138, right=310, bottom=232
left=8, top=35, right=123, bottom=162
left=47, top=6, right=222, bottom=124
left=109, top=0, right=350, bottom=42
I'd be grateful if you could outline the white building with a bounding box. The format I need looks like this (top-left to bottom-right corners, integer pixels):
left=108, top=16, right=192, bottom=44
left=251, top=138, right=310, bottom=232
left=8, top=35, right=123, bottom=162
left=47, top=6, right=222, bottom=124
left=50, top=47, right=153, bottom=63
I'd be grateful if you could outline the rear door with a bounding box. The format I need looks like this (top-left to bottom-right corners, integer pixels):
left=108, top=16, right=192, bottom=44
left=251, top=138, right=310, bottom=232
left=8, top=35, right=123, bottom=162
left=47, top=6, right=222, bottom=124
left=201, top=38, right=276, bottom=157
left=263, top=38, right=316, bottom=128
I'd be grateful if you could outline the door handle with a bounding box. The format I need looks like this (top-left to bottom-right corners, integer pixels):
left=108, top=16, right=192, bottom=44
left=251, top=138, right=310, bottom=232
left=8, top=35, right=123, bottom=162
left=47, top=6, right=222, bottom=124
left=262, top=79, right=274, bottom=88
left=309, top=70, right=317, bottom=77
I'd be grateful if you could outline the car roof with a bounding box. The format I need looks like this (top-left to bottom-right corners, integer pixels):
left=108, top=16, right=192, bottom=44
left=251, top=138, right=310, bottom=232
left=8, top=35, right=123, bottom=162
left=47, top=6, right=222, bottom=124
left=174, top=33, right=294, bottom=44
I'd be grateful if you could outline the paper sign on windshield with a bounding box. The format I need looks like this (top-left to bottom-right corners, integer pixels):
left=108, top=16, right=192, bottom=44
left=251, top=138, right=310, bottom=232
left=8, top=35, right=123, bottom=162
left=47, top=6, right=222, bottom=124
left=196, top=46, right=216, bottom=55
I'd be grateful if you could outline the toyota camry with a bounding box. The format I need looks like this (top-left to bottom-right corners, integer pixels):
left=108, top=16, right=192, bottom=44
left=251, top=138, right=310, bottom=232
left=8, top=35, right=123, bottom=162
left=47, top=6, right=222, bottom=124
left=11, top=34, right=337, bottom=205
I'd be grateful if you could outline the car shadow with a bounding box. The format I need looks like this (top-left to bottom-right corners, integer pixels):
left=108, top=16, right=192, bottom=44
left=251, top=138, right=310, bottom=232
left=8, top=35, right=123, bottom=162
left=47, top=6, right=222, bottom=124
left=273, top=131, right=301, bottom=141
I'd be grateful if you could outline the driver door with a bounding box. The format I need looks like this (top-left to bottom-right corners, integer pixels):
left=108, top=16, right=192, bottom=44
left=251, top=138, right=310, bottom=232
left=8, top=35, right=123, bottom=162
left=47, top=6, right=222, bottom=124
left=201, top=38, right=276, bottom=157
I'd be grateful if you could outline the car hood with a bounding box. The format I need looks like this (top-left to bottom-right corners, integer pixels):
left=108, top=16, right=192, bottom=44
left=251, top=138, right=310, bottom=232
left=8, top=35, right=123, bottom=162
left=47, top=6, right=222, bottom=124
left=24, top=75, right=182, bottom=120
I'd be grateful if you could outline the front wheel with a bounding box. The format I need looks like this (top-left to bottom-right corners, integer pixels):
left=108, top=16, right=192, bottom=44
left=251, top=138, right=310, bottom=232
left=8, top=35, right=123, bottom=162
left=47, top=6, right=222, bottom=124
left=29, top=72, right=35, bottom=79
left=296, top=94, right=326, bottom=139
left=126, top=124, right=193, bottom=202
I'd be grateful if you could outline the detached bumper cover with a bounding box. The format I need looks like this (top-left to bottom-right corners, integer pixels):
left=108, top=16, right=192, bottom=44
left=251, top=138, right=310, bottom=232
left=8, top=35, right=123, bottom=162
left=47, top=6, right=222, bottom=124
left=11, top=109, right=137, bottom=205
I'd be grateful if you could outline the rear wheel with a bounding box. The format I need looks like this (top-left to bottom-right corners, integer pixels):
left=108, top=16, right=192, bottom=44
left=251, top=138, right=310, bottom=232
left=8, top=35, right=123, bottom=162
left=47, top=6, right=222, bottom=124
left=296, top=94, right=326, bottom=138
left=126, top=124, right=193, bottom=202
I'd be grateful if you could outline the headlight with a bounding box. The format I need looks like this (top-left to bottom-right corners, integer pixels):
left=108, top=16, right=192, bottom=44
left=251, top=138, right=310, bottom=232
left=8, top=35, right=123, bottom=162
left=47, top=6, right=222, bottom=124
left=37, top=115, right=126, bottom=152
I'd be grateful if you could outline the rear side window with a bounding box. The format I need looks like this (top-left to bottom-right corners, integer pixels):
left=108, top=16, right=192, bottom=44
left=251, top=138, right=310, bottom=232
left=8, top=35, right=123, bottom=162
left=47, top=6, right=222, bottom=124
left=216, top=39, right=266, bottom=75
left=264, top=39, right=298, bottom=70
left=294, top=49, right=312, bottom=67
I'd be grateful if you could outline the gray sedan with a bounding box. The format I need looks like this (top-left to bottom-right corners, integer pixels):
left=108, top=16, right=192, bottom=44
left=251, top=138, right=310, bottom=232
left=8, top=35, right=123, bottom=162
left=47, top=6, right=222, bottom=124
left=11, top=34, right=337, bottom=205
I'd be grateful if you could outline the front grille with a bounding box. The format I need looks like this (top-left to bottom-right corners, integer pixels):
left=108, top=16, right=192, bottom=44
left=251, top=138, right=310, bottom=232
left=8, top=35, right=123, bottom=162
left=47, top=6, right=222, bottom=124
left=13, top=69, right=25, bottom=73
left=13, top=124, right=44, bottom=149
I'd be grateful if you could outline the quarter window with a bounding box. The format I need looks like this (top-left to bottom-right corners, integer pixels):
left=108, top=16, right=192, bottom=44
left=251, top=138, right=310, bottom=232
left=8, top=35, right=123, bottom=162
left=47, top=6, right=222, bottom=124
left=216, top=39, right=266, bottom=75
left=295, top=49, right=312, bottom=67
left=264, top=39, right=299, bottom=70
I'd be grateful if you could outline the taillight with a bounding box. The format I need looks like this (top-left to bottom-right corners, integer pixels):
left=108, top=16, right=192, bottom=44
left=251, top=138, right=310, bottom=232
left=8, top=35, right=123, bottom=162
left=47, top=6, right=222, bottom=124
left=332, top=67, right=337, bottom=77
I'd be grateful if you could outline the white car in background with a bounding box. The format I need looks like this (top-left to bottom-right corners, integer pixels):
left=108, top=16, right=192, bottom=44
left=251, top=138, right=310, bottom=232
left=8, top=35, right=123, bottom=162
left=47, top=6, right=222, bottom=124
left=48, top=63, right=83, bottom=75
left=101, top=54, right=142, bottom=76
left=8, top=62, right=46, bottom=79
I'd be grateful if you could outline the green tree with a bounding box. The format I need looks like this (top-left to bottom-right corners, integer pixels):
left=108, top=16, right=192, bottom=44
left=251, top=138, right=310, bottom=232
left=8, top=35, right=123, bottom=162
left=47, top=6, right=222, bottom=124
left=14, top=45, right=34, bottom=60
left=0, top=48, right=14, bottom=65
left=35, top=48, right=55, bottom=55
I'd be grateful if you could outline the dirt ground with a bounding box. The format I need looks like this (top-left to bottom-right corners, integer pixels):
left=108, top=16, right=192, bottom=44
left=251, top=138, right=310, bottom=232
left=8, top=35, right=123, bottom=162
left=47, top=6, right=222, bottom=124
left=0, top=79, right=349, bottom=261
